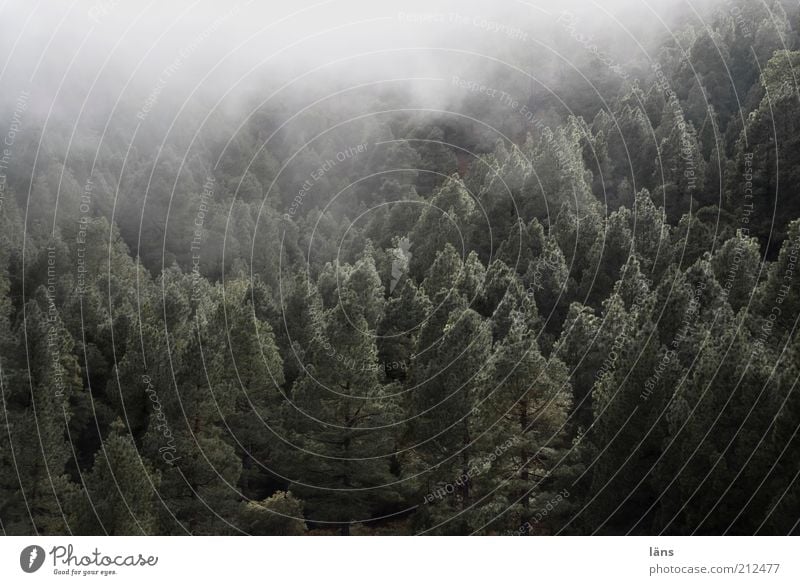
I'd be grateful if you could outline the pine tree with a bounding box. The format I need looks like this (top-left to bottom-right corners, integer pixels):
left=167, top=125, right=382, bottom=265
left=285, top=254, right=401, bottom=534
left=651, top=98, right=705, bottom=223
left=469, top=315, right=572, bottom=534
left=411, top=308, right=491, bottom=534
left=711, top=231, right=761, bottom=312
left=238, top=491, right=306, bottom=535
left=631, top=189, right=673, bottom=280
left=476, top=143, right=531, bottom=257
left=1, top=289, right=82, bottom=534
left=763, top=330, right=800, bottom=534
left=733, top=50, right=800, bottom=246
left=377, top=279, right=431, bottom=382
left=581, top=207, right=634, bottom=306
left=756, top=219, right=800, bottom=341
left=525, top=236, right=574, bottom=345
left=209, top=279, right=285, bottom=501
left=584, top=270, right=665, bottom=533
left=410, top=177, right=477, bottom=280
left=75, top=420, right=160, bottom=535
left=659, top=309, right=777, bottom=534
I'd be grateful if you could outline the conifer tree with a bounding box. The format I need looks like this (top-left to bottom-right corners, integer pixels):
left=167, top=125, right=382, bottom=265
left=285, top=253, right=401, bottom=534
left=469, top=314, right=571, bottom=533
left=75, top=420, right=160, bottom=535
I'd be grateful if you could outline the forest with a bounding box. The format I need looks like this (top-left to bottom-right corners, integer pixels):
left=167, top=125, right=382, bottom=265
left=1, top=0, right=799, bottom=535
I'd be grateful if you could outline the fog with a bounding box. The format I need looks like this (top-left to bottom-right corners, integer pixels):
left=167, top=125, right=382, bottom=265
left=0, top=0, right=730, bottom=128
left=2, top=0, right=800, bottom=540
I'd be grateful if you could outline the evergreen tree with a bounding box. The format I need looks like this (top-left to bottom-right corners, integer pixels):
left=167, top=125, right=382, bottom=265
left=1, top=290, right=82, bottom=534
left=469, top=315, right=571, bottom=534
left=75, top=420, right=160, bottom=535
left=411, top=309, right=491, bottom=535
left=285, top=254, right=401, bottom=534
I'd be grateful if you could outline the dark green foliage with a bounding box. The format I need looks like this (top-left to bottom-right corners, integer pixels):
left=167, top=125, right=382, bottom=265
left=2, top=1, right=800, bottom=536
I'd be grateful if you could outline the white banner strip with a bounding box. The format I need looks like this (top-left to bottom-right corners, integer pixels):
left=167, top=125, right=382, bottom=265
left=1, top=536, right=797, bottom=584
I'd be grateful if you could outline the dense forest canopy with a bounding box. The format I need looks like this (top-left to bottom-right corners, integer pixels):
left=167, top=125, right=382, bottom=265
left=1, top=0, right=799, bottom=535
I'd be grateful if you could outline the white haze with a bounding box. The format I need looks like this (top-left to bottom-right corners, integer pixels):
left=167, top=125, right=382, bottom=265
left=0, top=0, right=726, bottom=124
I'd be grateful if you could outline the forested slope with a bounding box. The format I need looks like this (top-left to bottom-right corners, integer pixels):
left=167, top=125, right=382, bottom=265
left=1, top=0, right=799, bottom=535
